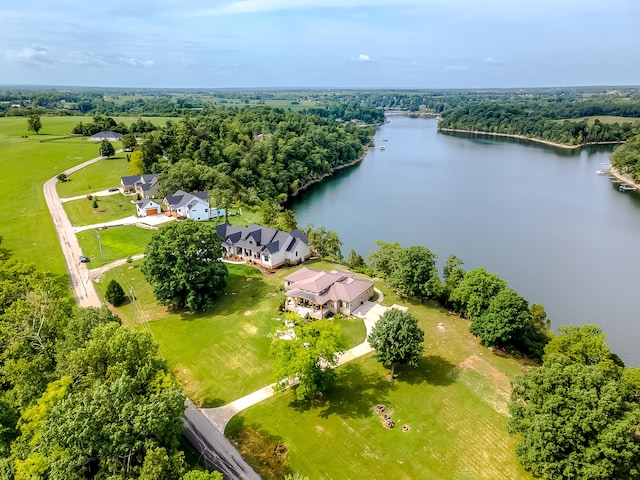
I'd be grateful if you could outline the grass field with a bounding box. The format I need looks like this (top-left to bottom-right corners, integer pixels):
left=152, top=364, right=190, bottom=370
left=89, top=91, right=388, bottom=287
left=94, top=260, right=367, bottom=406
left=227, top=295, right=535, bottom=480
left=64, top=193, right=135, bottom=226
left=57, top=155, right=130, bottom=197
left=77, top=225, right=155, bottom=264
left=0, top=115, right=176, bottom=273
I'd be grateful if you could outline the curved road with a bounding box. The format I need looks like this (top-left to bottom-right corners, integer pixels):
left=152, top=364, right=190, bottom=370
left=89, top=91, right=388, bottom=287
left=43, top=153, right=116, bottom=307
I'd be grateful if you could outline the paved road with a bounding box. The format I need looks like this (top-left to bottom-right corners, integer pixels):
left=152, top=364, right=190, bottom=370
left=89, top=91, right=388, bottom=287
left=43, top=153, right=118, bottom=307
left=182, top=400, right=261, bottom=480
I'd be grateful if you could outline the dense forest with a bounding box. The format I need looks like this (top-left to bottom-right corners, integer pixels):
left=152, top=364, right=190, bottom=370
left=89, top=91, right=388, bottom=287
left=0, top=253, right=219, bottom=479
left=131, top=107, right=374, bottom=204
left=438, top=94, right=640, bottom=145
left=611, top=133, right=640, bottom=180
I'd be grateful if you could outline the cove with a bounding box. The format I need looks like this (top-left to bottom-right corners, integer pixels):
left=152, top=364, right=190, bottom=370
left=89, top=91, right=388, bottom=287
left=290, top=115, right=640, bottom=366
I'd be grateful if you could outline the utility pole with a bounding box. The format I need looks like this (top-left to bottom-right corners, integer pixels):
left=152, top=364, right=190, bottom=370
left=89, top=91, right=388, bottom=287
left=97, top=228, right=103, bottom=263
left=130, top=287, right=136, bottom=326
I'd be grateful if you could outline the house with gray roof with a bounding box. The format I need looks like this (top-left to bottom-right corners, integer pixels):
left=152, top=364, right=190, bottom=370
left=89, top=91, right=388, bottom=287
left=283, top=267, right=374, bottom=319
left=216, top=223, right=311, bottom=269
left=163, top=190, right=210, bottom=221
left=89, top=131, right=123, bottom=142
left=120, top=174, right=160, bottom=199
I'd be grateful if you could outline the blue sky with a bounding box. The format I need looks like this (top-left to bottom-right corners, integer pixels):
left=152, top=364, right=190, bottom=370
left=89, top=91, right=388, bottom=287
left=1, top=0, right=638, bottom=89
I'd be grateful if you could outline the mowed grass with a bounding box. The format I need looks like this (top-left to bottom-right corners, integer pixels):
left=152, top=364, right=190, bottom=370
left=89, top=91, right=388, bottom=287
left=77, top=225, right=155, bottom=264
left=57, top=155, right=130, bottom=197
left=0, top=115, right=174, bottom=273
left=94, top=260, right=367, bottom=406
left=0, top=116, right=98, bottom=273
left=226, top=292, right=534, bottom=479
left=64, top=193, right=135, bottom=226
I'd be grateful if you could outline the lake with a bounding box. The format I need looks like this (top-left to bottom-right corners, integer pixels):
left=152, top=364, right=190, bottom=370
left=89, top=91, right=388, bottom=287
left=291, top=115, right=640, bottom=366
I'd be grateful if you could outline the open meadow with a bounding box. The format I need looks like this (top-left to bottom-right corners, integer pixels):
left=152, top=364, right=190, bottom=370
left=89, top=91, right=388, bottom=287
left=0, top=115, right=173, bottom=274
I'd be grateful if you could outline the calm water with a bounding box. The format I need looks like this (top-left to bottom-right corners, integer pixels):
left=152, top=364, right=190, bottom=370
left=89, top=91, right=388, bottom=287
left=291, top=116, right=640, bottom=366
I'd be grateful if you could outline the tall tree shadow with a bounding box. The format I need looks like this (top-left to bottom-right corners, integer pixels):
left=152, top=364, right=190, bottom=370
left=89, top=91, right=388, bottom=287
left=400, top=355, right=458, bottom=386
left=289, top=363, right=398, bottom=420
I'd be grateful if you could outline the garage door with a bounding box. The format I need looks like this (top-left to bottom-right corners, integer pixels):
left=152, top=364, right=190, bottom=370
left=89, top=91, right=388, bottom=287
left=146, top=208, right=158, bottom=216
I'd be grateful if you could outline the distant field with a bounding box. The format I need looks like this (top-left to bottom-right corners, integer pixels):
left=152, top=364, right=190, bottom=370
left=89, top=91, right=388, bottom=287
left=57, top=155, right=130, bottom=197
left=63, top=194, right=134, bottom=227
left=559, top=115, right=640, bottom=125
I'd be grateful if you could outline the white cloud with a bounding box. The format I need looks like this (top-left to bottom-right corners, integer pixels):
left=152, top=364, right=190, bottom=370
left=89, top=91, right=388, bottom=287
left=351, top=53, right=371, bottom=62
left=484, top=56, right=502, bottom=66
left=119, top=57, right=155, bottom=68
left=443, top=63, right=468, bottom=72
left=5, top=45, right=52, bottom=66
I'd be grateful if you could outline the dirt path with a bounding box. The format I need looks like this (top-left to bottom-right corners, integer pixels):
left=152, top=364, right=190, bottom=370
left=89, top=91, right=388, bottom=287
left=43, top=152, right=121, bottom=308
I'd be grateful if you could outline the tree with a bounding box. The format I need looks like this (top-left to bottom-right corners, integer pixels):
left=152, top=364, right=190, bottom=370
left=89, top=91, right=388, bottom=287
left=259, top=199, right=282, bottom=227
left=271, top=318, right=346, bottom=400
left=470, top=287, right=530, bottom=348
left=449, top=267, right=506, bottom=319
left=388, top=245, right=440, bottom=300
left=442, top=254, right=465, bottom=304
left=99, top=139, right=116, bottom=158
left=56, top=173, right=68, bottom=182
left=122, top=133, right=138, bottom=151
left=367, top=309, right=424, bottom=378
left=141, top=220, right=228, bottom=311
left=367, top=240, right=402, bottom=278
left=346, top=249, right=365, bottom=270
left=92, top=196, right=98, bottom=209
left=277, top=209, right=298, bottom=232
left=26, top=114, right=41, bottom=134
left=303, top=224, right=343, bottom=260
left=544, top=324, right=622, bottom=374
left=130, top=149, right=145, bottom=174
left=509, top=354, right=640, bottom=479
left=182, top=470, right=224, bottom=480
left=105, top=279, right=126, bottom=307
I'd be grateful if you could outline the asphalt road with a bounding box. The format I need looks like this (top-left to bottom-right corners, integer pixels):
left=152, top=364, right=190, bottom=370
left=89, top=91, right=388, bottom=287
left=182, top=400, right=261, bottom=480
left=43, top=153, right=114, bottom=308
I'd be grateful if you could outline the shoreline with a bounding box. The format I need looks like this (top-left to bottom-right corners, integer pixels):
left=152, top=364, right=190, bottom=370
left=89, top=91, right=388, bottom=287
left=287, top=147, right=369, bottom=199
left=609, top=166, right=639, bottom=190
left=438, top=127, right=624, bottom=150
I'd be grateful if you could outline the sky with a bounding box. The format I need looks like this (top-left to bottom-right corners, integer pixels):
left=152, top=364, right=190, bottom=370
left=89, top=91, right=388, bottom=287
left=1, top=0, right=639, bottom=89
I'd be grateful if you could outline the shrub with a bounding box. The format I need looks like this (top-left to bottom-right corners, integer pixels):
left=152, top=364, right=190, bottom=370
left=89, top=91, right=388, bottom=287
left=105, top=279, right=126, bottom=306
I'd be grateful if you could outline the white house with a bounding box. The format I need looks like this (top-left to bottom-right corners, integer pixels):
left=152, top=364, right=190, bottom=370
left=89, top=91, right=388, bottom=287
left=136, top=199, right=161, bottom=217
left=216, top=223, right=311, bottom=269
left=163, top=190, right=210, bottom=221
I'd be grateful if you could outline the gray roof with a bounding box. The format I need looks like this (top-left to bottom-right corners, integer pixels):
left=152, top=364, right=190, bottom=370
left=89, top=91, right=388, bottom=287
left=90, top=130, right=123, bottom=139
left=216, top=223, right=308, bottom=256
left=164, top=190, right=209, bottom=209
left=121, top=173, right=158, bottom=186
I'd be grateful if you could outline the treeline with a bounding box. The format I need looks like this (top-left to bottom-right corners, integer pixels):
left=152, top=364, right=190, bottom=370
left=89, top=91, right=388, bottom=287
left=611, top=133, right=640, bottom=180
left=302, top=102, right=386, bottom=124
left=134, top=107, right=373, bottom=203
left=347, top=241, right=550, bottom=358
left=0, top=254, right=220, bottom=479
left=71, top=114, right=157, bottom=136
left=439, top=100, right=640, bottom=145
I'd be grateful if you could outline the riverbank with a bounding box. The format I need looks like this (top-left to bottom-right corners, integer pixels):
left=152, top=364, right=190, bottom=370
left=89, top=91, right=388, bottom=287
left=287, top=147, right=369, bottom=199
left=609, top=166, right=639, bottom=189
left=438, top=127, right=624, bottom=150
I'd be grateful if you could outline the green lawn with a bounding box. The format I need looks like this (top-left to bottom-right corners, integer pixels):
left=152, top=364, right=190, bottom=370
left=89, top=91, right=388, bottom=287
left=77, top=225, right=155, bottom=264
left=63, top=193, right=135, bottom=226
left=94, top=260, right=367, bottom=406
left=227, top=299, right=534, bottom=480
left=57, top=155, right=130, bottom=198
left=0, top=115, right=174, bottom=273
